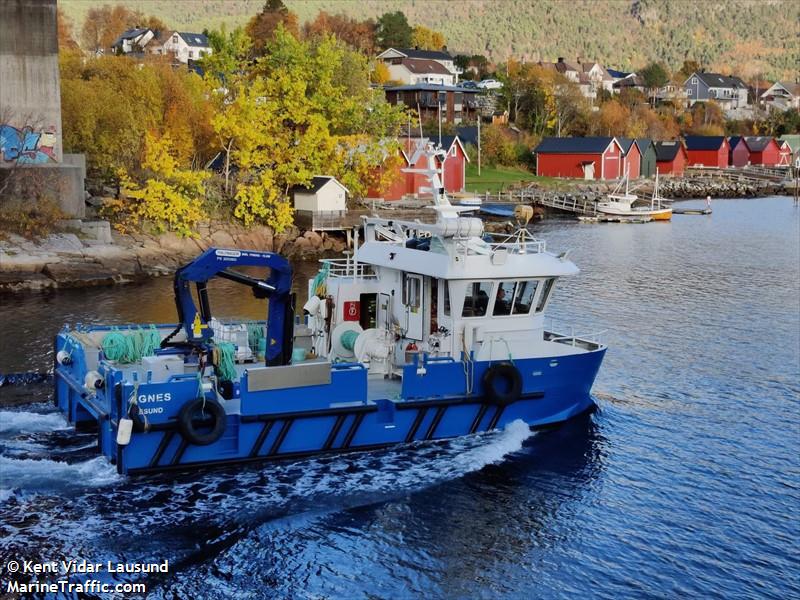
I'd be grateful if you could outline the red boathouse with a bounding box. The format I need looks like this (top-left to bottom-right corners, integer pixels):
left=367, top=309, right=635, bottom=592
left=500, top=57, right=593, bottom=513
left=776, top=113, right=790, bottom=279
left=368, top=136, right=469, bottom=200
left=684, top=136, right=730, bottom=168
left=533, top=137, right=624, bottom=180
left=654, top=141, right=688, bottom=176
left=731, top=136, right=782, bottom=167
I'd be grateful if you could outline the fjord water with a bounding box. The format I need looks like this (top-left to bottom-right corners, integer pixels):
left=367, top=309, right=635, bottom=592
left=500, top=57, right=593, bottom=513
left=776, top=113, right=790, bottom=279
left=0, top=196, right=798, bottom=598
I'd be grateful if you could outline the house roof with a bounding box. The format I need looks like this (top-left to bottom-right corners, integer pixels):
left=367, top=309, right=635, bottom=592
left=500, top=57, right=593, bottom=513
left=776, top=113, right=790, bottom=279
left=689, top=72, right=747, bottom=89
left=607, top=68, right=631, bottom=79
left=292, top=176, right=348, bottom=195
left=635, top=138, right=654, bottom=155
left=778, top=134, right=800, bottom=152
left=456, top=125, right=478, bottom=146
left=381, top=47, right=453, bottom=61
left=684, top=136, right=727, bottom=151
left=398, top=58, right=452, bottom=76
left=742, top=136, right=776, bottom=152
left=617, top=137, right=636, bottom=154
left=439, top=135, right=470, bottom=162
left=112, top=28, right=151, bottom=46
left=728, top=136, right=742, bottom=149
left=534, top=137, right=617, bottom=154
left=177, top=32, right=210, bottom=47
left=763, top=81, right=800, bottom=98
left=654, top=141, right=685, bottom=161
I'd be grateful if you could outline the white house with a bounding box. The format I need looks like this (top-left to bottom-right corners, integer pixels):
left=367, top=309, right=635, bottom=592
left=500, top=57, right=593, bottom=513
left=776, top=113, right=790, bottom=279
left=112, top=28, right=156, bottom=55
left=154, top=31, right=212, bottom=64
left=385, top=58, right=456, bottom=86
left=761, top=81, right=800, bottom=112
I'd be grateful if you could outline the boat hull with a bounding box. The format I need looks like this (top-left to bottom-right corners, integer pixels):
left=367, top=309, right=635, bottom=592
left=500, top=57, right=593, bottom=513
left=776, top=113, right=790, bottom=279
left=54, top=333, right=606, bottom=475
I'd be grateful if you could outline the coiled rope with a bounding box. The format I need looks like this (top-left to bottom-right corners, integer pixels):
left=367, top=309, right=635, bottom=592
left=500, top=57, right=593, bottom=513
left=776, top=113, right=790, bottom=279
left=213, top=342, right=237, bottom=382
left=102, top=326, right=162, bottom=363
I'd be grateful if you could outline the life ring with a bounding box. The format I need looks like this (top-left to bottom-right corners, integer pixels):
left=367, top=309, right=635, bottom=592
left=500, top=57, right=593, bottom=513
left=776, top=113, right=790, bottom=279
left=177, top=398, right=226, bottom=446
left=482, top=362, right=523, bottom=406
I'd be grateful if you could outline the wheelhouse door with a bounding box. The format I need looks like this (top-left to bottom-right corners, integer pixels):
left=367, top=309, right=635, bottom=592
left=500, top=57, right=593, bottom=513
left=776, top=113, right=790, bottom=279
left=403, top=273, right=424, bottom=340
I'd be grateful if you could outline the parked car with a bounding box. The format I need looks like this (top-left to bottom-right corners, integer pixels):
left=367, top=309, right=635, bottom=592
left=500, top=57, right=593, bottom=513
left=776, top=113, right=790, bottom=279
left=477, top=79, right=503, bottom=90
left=459, top=80, right=479, bottom=89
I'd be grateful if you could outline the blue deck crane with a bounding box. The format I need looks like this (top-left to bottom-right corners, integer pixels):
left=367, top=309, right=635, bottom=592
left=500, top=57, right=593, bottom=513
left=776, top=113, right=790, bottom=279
left=166, top=248, right=295, bottom=366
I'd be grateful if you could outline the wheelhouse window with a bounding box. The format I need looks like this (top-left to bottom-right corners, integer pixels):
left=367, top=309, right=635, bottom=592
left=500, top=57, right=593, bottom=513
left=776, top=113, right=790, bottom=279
left=492, top=281, right=516, bottom=315
left=462, top=281, right=492, bottom=317
left=512, top=280, right=538, bottom=314
left=442, top=280, right=451, bottom=316
left=536, top=278, right=556, bottom=312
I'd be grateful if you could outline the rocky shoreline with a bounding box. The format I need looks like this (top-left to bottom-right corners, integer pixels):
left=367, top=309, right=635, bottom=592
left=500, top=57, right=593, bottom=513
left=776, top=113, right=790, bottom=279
left=1, top=182, right=792, bottom=293
left=0, top=223, right=348, bottom=293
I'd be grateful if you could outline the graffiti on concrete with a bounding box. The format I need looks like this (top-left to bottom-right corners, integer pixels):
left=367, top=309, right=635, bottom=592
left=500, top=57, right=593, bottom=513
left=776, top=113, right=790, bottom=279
left=0, top=124, right=57, bottom=164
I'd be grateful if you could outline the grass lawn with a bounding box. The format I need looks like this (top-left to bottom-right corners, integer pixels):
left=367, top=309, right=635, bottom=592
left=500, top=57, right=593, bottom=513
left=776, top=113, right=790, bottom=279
left=464, top=164, right=564, bottom=194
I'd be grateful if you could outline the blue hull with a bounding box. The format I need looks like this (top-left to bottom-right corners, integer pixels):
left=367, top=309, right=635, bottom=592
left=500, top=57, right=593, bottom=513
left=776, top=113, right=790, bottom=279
left=54, top=330, right=605, bottom=475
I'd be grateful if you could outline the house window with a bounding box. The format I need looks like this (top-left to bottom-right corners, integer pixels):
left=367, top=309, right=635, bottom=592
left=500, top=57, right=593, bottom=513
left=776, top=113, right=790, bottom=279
left=172, top=34, right=178, bottom=44
left=688, top=89, right=692, bottom=96
left=189, top=50, right=194, bottom=59
left=691, top=77, right=697, bottom=84
left=462, top=281, right=493, bottom=317
left=450, top=145, right=457, bottom=157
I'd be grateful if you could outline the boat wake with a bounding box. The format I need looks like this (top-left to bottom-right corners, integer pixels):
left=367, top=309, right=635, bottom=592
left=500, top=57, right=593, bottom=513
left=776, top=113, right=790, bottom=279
left=0, top=409, right=68, bottom=434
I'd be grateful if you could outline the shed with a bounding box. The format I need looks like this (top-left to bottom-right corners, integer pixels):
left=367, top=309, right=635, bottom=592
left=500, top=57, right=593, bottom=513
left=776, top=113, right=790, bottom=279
left=778, top=140, right=792, bottom=166
left=618, top=137, right=641, bottom=178
left=732, top=136, right=781, bottom=167
left=684, top=136, right=730, bottom=168
left=636, top=138, right=657, bottom=177
left=533, top=137, right=623, bottom=180
left=778, top=135, right=800, bottom=165
left=654, top=141, right=688, bottom=176
left=291, top=176, right=348, bottom=230
left=728, top=136, right=742, bottom=166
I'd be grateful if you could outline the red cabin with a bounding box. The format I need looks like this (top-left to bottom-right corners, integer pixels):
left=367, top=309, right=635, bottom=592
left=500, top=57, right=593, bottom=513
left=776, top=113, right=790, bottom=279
left=731, top=136, right=782, bottom=167
left=368, top=136, right=469, bottom=200
left=534, top=137, right=623, bottom=180
left=684, top=136, right=730, bottom=168
left=618, top=138, right=641, bottom=178
left=654, top=141, right=688, bottom=176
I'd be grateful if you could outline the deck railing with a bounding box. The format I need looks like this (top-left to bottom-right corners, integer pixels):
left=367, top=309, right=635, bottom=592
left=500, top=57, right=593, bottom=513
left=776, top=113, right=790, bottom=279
left=321, top=258, right=377, bottom=279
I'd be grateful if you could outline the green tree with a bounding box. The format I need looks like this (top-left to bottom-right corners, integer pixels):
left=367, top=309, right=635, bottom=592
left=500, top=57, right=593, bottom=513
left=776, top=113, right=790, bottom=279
left=375, top=11, right=412, bottom=49
left=639, top=62, right=670, bottom=104
left=200, top=25, right=252, bottom=85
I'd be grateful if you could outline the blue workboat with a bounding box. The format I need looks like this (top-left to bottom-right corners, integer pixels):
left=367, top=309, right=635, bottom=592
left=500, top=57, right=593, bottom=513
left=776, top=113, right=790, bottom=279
left=53, top=143, right=606, bottom=475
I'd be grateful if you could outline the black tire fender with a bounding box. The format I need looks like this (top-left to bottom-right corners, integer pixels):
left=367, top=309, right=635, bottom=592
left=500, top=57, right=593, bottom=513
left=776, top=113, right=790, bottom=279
left=482, top=362, right=523, bottom=406
left=177, top=398, right=226, bottom=446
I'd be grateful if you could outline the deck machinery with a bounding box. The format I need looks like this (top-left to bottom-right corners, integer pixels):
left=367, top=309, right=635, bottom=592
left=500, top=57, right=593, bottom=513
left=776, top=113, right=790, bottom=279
left=54, top=143, right=606, bottom=475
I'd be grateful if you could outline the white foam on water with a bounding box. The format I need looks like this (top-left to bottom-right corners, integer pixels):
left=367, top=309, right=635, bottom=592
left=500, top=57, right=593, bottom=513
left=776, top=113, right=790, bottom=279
left=0, top=410, right=68, bottom=434
left=0, top=455, right=120, bottom=492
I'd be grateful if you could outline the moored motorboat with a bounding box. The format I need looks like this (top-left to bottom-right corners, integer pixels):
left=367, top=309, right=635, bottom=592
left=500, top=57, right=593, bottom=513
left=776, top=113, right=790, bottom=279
left=596, top=170, right=672, bottom=221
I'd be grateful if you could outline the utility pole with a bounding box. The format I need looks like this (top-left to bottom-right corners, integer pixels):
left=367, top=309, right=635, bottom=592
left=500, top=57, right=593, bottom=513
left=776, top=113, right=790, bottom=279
left=477, top=113, right=481, bottom=176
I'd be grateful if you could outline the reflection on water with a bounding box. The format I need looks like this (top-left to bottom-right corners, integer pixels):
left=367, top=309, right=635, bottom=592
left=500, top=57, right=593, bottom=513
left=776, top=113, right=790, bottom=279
left=0, top=197, right=798, bottom=598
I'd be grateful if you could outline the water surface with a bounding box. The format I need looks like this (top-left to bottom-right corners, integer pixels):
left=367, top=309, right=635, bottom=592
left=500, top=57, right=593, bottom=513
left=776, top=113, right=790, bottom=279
left=1, top=197, right=798, bottom=598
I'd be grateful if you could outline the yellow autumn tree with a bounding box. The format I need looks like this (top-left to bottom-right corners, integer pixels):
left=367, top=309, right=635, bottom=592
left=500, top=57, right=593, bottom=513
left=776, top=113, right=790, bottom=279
left=109, top=133, right=209, bottom=236
left=411, top=25, right=446, bottom=51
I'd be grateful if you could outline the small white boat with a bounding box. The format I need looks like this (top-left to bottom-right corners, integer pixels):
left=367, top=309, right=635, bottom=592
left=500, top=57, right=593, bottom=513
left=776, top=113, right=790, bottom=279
left=596, top=170, right=672, bottom=221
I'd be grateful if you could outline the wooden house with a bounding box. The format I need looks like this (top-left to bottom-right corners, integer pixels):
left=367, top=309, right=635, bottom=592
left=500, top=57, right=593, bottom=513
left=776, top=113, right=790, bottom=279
left=777, top=140, right=793, bottom=166
left=654, top=141, right=688, bottom=175
left=533, top=137, right=623, bottom=180
left=684, top=136, right=730, bottom=168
